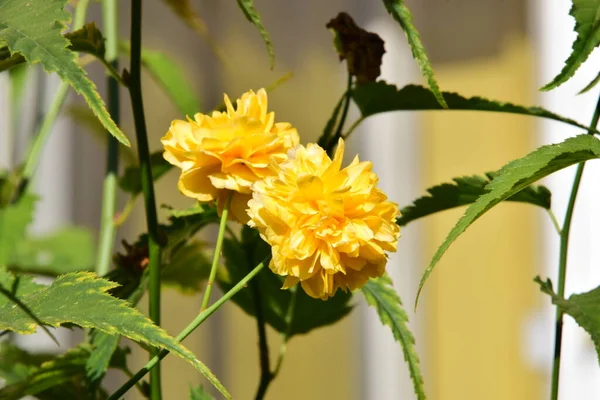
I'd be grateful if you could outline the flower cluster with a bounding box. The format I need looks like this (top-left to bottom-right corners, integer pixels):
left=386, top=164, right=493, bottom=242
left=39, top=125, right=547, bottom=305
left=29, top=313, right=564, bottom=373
left=162, top=89, right=400, bottom=299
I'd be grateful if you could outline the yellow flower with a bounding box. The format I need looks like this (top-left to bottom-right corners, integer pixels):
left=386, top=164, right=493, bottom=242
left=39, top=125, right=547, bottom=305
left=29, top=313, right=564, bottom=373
left=247, top=139, right=400, bottom=300
left=161, top=89, right=299, bottom=223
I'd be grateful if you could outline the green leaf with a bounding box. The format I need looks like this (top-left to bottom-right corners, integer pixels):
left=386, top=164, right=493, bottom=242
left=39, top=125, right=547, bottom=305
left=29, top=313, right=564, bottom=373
left=0, top=0, right=130, bottom=146
left=190, top=385, right=215, bottom=400
left=352, top=82, right=600, bottom=133
left=218, top=227, right=353, bottom=336
left=0, top=194, right=36, bottom=265
left=235, top=0, right=275, bottom=69
left=542, top=0, right=600, bottom=91
left=418, top=134, right=600, bottom=305
left=86, top=330, right=120, bottom=382
left=119, top=42, right=202, bottom=117
left=398, top=173, right=551, bottom=227
left=536, top=277, right=600, bottom=364
left=9, top=227, right=95, bottom=276
left=0, top=271, right=230, bottom=397
left=118, top=151, right=173, bottom=196
left=164, top=202, right=210, bottom=218
left=579, top=68, right=600, bottom=94
left=162, top=240, right=211, bottom=294
left=362, top=274, right=425, bottom=400
left=381, top=0, right=446, bottom=108
left=0, top=345, right=95, bottom=400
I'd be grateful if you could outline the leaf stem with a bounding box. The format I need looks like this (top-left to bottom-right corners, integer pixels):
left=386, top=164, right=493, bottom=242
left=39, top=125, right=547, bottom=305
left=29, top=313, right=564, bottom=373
left=547, top=209, right=562, bottom=236
left=128, top=0, right=162, bottom=397
left=108, top=257, right=270, bottom=400
left=200, top=193, right=232, bottom=311
left=95, top=0, right=121, bottom=277
left=325, top=74, right=353, bottom=155
left=12, top=0, right=92, bottom=202
left=550, top=93, right=600, bottom=400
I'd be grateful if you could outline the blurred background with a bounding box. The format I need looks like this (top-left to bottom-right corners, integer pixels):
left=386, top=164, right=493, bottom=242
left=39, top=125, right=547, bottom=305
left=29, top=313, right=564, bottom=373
left=2, top=0, right=600, bottom=398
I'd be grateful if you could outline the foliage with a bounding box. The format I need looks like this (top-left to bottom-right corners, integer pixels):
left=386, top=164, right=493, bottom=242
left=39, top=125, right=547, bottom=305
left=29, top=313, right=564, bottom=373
left=542, top=0, right=600, bottom=90
left=417, top=134, right=600, bottom=304
left=352, top=81, right=600, bottom=132
left=536, top=277, right=600, bottom=363
left=0, top=269, right=228, bottom=397
left=235, top=0, right=275, bottom=68
left=0, top=0, right=129, bottom=145
left=362, top=274, right=425, bottom=400
left=397, top=173, right=551, bottom=227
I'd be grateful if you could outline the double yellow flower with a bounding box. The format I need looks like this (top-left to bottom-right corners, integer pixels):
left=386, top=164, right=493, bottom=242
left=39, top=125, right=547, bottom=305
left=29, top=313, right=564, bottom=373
left=161, top=89, right=400, bottom=299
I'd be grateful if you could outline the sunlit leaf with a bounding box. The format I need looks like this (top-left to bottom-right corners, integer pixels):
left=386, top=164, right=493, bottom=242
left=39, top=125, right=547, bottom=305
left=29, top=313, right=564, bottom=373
left=542, top=0, right=600, bottom=90
left=0, top=271, right=229, bottom=397
left=362, top=274, right=425, bottom=400
left=235, top=0, right=275, bottom=68
left=536, top=277, right=600, bottom=364
left=398, top=173, right=551, bottom=227
left=418, top=134, right=600, bottom=305
left=381, top=0, right=446, bottom=107
left=352, top=81, right=600, bottom=133
left=0, top=0, right=129, bottom=145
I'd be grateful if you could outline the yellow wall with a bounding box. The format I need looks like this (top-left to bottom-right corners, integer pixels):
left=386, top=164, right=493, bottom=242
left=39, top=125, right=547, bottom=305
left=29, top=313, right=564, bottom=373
left=423, top=38, right=544, bottom=400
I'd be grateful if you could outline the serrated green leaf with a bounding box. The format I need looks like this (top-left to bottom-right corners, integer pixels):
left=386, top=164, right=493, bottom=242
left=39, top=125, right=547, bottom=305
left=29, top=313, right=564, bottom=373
left=119, top=42, right=202, bottom=117
left=0, top=195, right=36, bottom=266
left=235, top=0, right=275, bottom=69
left=579, top=68, right=600, bottom=94
left=362, top=274, right=425, bottom=400
left=190, top=385, right=215, bottom=400
left=352, top=82, right=600, bottom=133
left=398, top=173, right=551, bottom=227
left=164, top=203, right=210, bottom=218
left=9, top=227, right=95, bottom=276
left=218, top=227, right=353, bottom=336
left=0, top=271, right=229, bottom=397
left=536, top=277, right=600, bottom=364
left=86, top=330, right=120, bottom=382
left=542, top=0, right=600, bottom=91
left=118, top=151, right=173, bottom=196
left=0, top=0, right=130, bottom=146
left=418, top=134, right=600, bottom=305
left=381, top=0, right=446, bottom=108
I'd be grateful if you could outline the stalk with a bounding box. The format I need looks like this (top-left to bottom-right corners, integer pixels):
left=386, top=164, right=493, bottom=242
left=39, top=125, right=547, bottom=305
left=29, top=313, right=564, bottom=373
left=549, top=93, right=600, bottom=400
left=95, top=0, right=121, bottom=276
left=128, top=0, right=163, bottom=397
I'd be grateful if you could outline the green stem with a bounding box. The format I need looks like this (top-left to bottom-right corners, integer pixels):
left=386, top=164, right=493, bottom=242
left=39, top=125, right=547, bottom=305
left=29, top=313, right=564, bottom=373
left=200, top=193, right=232, bottom=311
left=341, top=117, right=364, bottom=141
left=325, top=74, right=353, bottom=155
left=95, top=0, right=120, bottom=277
left=251, top=262, right=271, bottom=400
left=12, top=0, right=92, bottom=202
left=255, top=286, right=297, bottom=400
left=550, top=93, right=600, bottom=400
left=128, top=0, right=162, bottom=398
left=108, top=257, right=270, bottom=400
left=547, top=209, right=562, bottom=236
